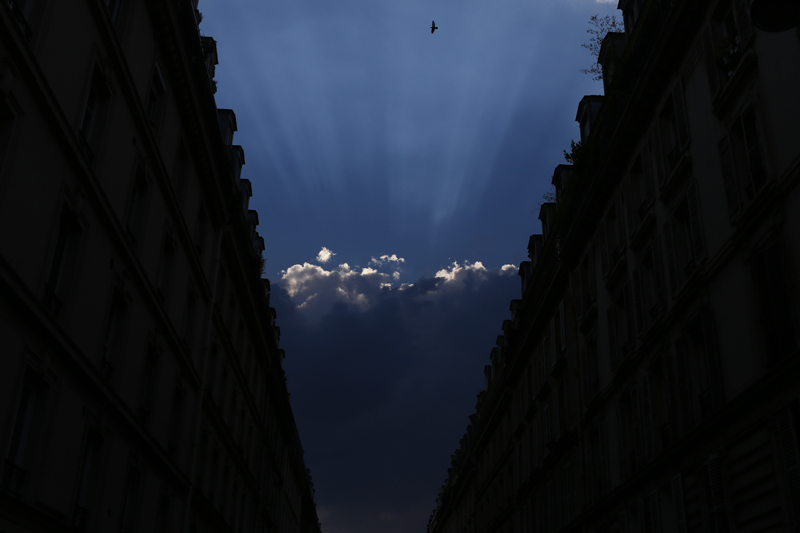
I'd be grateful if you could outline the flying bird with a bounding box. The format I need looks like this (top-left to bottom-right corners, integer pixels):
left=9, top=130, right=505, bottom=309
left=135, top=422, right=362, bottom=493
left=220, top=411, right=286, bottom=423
left=431, top=20, right=438, bottom=34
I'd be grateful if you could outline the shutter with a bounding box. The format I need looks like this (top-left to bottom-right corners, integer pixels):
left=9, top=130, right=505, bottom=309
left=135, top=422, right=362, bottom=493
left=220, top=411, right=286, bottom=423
left=648, top=490, right=662, bottom=533
left=624, top=283, right=636, bottom=347
left=672, top=78, right=690, bottom=150
left=652, top=234, right=666, bottom=310
left=599, top=230, right=609, bottom=277
left=580, top=348, right=589, bottom=403
left=662, top=222, right=679, bottom=294
left=718, top=134, right=741, bottom=220
left=661, top=354, right=674, bottom=443
left=701, top=311, right=725, bottom=412
left=618, top=510, right=629, bottom=533
left=641, top=141, right=656, bottom=205
left=532, top=419, right=539, bottom=466
left=702, top=24, right=720, bottom=98
left=599, top=420, right=610, bottom=495
left=559, top=301, right=566, bottom=352
left=608, top=307, right=618, bottom=367
left=733, top=0, right=753, bottom=46
left=672, top=474, right=688, bottom=533
left=641, top=373, right=655, bottom=462
left=704, top=454, right=731, bottom=533
left=776, top=409, right=800, bottom=520
left=634, top=270, right=646, bottom=335
left=649, top=125, right=665, bottom=186
left=675, top=341, right=695, bottom=433
left=544, top=405, right=551, bottom=445
left=550, top=318, right=557, bottom=363
left=616, top=403, right=626, bottom=478
left=546, top=480, right=555, bottom=533
left=636, top=498, right=646, bottom=533
left=541, top=341, right=547, bottom=386
left=574, top=269, right=584, bottom=318
left=624, top=176, right=637, bottom=233
left=631, top=384, right=643, bottom=470
left=588, top=247, right=596, bottom=302
left=686, top=178, right=706, bottom=262
left=741, top=104, right=766, bottom=192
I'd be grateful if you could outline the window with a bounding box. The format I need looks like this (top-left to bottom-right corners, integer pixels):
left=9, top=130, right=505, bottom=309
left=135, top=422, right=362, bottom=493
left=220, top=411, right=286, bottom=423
left=633, top=238, right=666, bottom=333
left=0, top=96, right=19, bottom=175
left=138, top=344, right=159, bottom=422
left=194, top=206, right=208, bottom=257
left=79, top=66, right=111, bottom=160
left=155, top=235, right=175, bottom=303
left=675, top=312, right=724, bottom=429
left=106, top=0, right=123, bottom=22
left=100, top=289, right=127, bottom=379
left=557, top=379, right=568, bottom=436
left=125, top=166, right=148, bottom=244
left=3, top=369, right=46, bottom=494
left=662, top=181, right=704, bottom=292
left=73, top=427, right=103, bottom=530
left=719, top=103, right=767, bottom=222
left=172, top=141, right=189, bottom=206
left=154, top=493, right=172, bottom=533
left=119, top=462, right=141, bottom=533
left=45, top=205, right=81, bottom=317
left=146, top=61, right=166, bottom=130
left=752, top=242, right=797, bottom=363
left=608, top=282, right=634, bottom=364
left=181, top=287, right=197, bottom=355
left=167, top=387, right=185, bottom=457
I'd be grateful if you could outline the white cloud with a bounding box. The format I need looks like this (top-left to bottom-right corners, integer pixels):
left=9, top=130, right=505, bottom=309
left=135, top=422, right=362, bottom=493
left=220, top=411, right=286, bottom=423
left=280, top=256, right=518, bottom=321
left=316, top=247, right=336, bottom=263
left=435, top=260, right=488, bottom=283
left=369, top=254, right=406, bottom=266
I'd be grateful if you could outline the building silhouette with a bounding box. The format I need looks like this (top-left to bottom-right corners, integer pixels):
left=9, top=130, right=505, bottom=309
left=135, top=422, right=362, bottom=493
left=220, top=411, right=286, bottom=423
left=428, top=1, right=800, bottom=532
left=0, top=1, right=320, bottom=533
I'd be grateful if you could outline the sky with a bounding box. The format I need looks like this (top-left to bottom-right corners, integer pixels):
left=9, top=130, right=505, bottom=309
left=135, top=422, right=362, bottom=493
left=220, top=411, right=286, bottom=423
left=198, top=1, right=619, bottom=532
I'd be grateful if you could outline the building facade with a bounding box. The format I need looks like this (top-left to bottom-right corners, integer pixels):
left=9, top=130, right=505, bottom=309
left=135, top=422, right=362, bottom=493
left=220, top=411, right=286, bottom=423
left=428, top=1, right=800, bottom=532
left=0, top=1, right=320, bottom=533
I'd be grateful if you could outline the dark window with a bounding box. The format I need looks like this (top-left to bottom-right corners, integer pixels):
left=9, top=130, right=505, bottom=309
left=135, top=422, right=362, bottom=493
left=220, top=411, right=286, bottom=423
left=676, top=312, right=724, bottom=428
left=730, top=104, right=766, bottom=202
left=146, top=62, right=166, bottom=130
left=194, top=206, right=208, bottom=257
left=3, top=370, right=46, bottom=494
left=155, top=236, right=175, bottom=303
left=172, top=142, right=189, bottom=206
left=100, top=290, right=127, bottom=379
left=119, top=462, right=141, bottom=533
left=752, top=243, right=797, bottom=363
left=73, top=427, right=103, bottom=530
left=45, top=206, right=81, bottom=317
left=181, top=289, right=197, bottom=354
left=154, top=493, right=172, bottom=533
left=167, top=388, right=185, bottom=457
left=79, top=67, right=111, bottom=161
left=125, top=166, right=148, bottom=244
left=138, top=344, right=159, bottom=422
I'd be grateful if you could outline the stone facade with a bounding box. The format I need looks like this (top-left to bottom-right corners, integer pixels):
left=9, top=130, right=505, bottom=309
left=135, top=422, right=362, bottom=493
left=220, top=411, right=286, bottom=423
left=0, top=1, right=319, bottom=533
left=428, top=1, right=800, bottom=532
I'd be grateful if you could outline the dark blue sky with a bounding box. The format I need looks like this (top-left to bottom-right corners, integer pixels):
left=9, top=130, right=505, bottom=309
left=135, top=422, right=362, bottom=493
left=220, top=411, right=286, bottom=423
left=200, top=1, right=618, bottom=532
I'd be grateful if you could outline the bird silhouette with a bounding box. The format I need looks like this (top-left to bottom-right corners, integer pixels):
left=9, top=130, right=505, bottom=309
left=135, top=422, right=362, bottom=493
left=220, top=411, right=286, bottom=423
left=431, top=20, right=438, bottom=34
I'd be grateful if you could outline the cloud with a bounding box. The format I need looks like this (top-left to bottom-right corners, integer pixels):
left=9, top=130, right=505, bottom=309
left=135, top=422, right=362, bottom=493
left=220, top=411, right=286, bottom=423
left=275, top=253, right=520, bottom=533
left=316, top=246, right=337, bottom=263
left=369, top=254, right=406, bottom=266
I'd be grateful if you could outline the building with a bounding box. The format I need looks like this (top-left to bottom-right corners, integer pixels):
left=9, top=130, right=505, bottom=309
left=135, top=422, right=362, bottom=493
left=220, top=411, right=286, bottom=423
left=428, top=0, right=800, bottom=532
left=0, top=1, right=320, bottom=533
